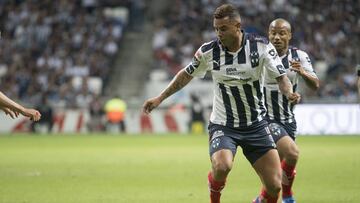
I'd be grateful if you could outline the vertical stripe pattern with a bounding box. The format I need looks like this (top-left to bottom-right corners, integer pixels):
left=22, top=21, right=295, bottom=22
left=213, top=43, right=220, bottom=70
left=264, top=48, right=302, bottom=123
left=219, top=83, right=234, bottom=127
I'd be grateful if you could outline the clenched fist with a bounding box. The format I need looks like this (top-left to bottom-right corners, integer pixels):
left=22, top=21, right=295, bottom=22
left=142, top=97, right=162, bottom=114
left=287, top=92, right=301, bottom=104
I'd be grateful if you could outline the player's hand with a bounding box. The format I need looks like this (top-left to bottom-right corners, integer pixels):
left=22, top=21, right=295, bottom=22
left=287, top=92, right=301, bottom=104
left=290, top=61, right=305, bottom=75
left=142, top=97, right=162, bottom=114
left=22, top=108, right=41, bottom=121
left=2, top=107, right=19, bottom=119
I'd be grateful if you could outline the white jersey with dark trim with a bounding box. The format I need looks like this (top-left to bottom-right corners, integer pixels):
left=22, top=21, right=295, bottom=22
left=264, top=47, right=317, bottom=124
left=184, top=32, right=285, bottom=128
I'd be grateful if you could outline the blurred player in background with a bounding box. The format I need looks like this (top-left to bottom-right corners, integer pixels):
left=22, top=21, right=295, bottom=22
left=143, top=4, right=300, bottom=203
left=31, top=95, right=53, bottom=133
left=189, top=93, right=206, bottom=134
left=0, top=91, right=41, bottom=121
left=265, top=18, right=320, bottom=203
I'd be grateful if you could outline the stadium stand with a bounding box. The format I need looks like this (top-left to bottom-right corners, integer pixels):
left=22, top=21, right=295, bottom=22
left=0, top=0, right=129, bottom=109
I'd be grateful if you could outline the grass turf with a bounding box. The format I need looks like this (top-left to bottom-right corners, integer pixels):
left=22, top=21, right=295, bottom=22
left=0, top=134, right=359, bottom=203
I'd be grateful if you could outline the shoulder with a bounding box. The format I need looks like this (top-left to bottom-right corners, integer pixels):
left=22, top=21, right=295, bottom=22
left=291, top=47, right=311, bottom=62
left=245, top=33, right=269, bottom=45
left=200, top=39, right=219, bottom=53
left=290, top=47, right=308, bottom=56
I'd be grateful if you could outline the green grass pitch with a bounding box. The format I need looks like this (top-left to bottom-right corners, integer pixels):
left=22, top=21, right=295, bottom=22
left=0, top=134, right=359, bottom=203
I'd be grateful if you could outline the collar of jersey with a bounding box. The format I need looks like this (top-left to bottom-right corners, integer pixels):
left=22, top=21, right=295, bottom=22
left=218, top=30, right=246, bottom=54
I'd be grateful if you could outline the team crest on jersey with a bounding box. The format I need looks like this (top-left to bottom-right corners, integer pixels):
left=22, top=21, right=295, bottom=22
left=250, top=51, right=259, bottom=67
left=268, top=49, right=278, bottom=60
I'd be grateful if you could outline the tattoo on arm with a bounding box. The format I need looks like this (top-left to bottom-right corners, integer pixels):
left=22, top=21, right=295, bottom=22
left=159, top=69, right=193, bottom=101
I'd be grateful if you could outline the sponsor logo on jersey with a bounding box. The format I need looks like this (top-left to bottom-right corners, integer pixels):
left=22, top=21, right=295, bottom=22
left=226, top=67, right=245, bottom=76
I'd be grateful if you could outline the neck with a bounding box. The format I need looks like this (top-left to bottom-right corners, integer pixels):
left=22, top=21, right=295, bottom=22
left=277, top=45, right=289, bottom=57
left=225, top=32, right=243, bottom=52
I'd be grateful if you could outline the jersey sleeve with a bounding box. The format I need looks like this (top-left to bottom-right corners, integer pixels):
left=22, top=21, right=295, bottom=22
left=263, top=42, right=286, bottom=79
left=298, top=50, right=318, bottom=78
left=184, top=46, right=209, bottom=78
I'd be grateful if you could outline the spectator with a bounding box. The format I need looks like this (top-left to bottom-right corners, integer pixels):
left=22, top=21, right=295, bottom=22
left=0, top=1, right=126, bottom=109
left=87, top=95, right=105, bottom=132
left=104, top=95, right=127, bottom=133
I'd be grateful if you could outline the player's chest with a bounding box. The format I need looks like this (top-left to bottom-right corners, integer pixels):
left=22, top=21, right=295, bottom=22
left=282, top=57, right=298, bottom=82
left=204, top=47, right=263, bottom=84
left=285, top=68, right=297, bottom=82
left=210, top=63, right=262, bottom=84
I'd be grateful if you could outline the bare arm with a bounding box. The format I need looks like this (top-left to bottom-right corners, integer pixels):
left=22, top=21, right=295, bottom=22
left=0, top=91, right=26, bottom=113
left=300, top=71, right=320, bottom=91
left=158, top=69, right=193, bottom=101
left=290, top=61, right=320, bottom=91
left=276, top=75, right=301, bottom=103
left=142, top=69, right=193, bottom=114
left=0, top=91, right=41, bottom=121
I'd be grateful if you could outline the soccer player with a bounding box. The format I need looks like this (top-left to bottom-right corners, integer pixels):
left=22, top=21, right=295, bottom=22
left=265, top=18, right=320, bottom=203
left=143, top=4, right=300, bottom=203
left=0, top=91, right=41, bottom=121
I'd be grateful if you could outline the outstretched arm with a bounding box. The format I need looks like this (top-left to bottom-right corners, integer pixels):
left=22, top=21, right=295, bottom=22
left=0, top=91, right=41, bottom=121
left=142, top=69, right=193, bottom=114
left=276, top=75, right=301, bottom=104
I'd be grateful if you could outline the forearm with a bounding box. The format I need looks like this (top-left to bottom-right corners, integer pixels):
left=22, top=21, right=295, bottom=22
left=158, top=69, right=193, bottom=101
left=300, top=72, right=320, bottom=91
left=0, top=92, right=25, bottom=112
left=276, top=75, right=293, bottom=97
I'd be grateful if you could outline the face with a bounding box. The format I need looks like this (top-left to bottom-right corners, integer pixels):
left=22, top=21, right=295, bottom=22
left=213, top=17, right=240, bottom=47
left=268, top=24, right=291, bottom=53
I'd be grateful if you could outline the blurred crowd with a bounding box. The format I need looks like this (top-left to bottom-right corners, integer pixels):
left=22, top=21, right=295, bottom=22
left=0, top=0, right=127, bottom=109
left=152, top=0, right=360, bottom=102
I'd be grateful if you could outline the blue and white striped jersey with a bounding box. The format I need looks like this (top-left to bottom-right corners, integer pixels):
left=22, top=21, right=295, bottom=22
left=264, top=47, right=317, bottom=124
left=184, top=32, right=285, bottom=128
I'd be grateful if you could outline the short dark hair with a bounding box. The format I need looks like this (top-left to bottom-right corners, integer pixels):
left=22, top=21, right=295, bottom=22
left=213, top=4, right=241, bottom=20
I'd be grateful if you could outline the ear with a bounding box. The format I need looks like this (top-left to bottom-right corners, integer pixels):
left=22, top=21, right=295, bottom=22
left=289, top=31, right=292, bottom=40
